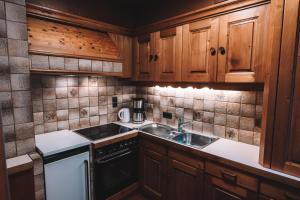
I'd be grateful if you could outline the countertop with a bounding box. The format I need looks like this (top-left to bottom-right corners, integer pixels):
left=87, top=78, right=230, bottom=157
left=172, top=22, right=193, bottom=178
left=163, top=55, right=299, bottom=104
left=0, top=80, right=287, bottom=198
left=6, top=155, right=33, bottom=175
left=35, top=130, right=91, bottom=157
left=114, top=120, right=300, bottom=186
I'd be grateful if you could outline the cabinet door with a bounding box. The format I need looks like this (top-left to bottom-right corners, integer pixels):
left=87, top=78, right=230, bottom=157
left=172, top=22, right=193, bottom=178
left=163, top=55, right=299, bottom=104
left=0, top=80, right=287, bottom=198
left=217, top=5, right=269, bottom=83
left=168, top=159, right=203, bottom=200
left=204, top=175, right=257, bottom=200
left=155, top=27, right=182, bottom=82
left=182, top=17, right=219, bottom=82
left=270, top=0, right=300, bottom=177
left=134, top=34, right=156, bottom=81
left=140, top=148, right=167, bottom=200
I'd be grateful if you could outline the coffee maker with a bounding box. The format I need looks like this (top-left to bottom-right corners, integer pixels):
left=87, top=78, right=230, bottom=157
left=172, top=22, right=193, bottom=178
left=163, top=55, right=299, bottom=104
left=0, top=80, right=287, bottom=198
left=132, top=98, right=146, bottom=124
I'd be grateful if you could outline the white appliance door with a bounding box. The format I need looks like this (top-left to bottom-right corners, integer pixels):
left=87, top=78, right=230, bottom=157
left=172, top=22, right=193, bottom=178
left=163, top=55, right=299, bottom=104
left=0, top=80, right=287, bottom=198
left=44, top=152, right=90, bottom=200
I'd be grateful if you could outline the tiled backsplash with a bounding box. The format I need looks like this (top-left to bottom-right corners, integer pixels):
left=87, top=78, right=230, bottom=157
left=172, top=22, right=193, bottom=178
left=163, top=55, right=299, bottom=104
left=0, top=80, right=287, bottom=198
left=30, top=54, right=123, bottom=73
left=137, top=86, right=263, bottom=146
left=31, top=75, right=136, bottom=134
left=0, top=0, right=35, bottom=158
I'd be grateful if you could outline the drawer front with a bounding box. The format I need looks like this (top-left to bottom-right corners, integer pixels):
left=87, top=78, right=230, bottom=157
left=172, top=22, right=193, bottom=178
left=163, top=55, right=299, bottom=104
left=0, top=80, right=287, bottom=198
left=260, top=181, right=300, bottom=200
left=205, top=161, right=258, bottom=192
left=140, top=139, right=167, bottom=155
left=168, top=149, right=204, bottom=170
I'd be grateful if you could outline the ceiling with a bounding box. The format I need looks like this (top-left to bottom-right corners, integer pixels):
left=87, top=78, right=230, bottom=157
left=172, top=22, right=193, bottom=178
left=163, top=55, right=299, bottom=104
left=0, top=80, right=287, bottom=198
left=26, top=0, right=214, bottom=28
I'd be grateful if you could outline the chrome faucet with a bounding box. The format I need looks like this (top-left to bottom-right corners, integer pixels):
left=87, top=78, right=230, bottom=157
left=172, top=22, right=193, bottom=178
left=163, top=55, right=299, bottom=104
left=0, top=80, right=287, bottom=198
left=177, top=117, right=192, bottom=133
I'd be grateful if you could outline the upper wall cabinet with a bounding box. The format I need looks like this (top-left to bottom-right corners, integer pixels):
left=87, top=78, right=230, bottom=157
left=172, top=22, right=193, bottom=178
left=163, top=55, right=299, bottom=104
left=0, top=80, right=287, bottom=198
left=135, top=3, right=270, bottom=83
left=182, top=18, right=219, bottom=82
left=156, top=27, right=183, bottom=82
left=134, top=27, right=183, bottom=82
left=217, top=5, right=269, bottom=83
left=134, top=34, right=155, bottom=81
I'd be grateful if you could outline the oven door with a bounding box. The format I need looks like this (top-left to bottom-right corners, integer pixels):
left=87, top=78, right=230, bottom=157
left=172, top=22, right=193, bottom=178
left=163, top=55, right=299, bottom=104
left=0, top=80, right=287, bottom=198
left=94, top=148, right=138, bottom=200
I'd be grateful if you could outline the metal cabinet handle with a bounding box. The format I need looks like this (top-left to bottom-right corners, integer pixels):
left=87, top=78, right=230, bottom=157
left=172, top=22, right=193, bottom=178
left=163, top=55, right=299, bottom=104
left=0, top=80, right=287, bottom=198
left=210, top=47, right=217, bottom=56
left=154, top=54, right=159, bottom=61
left=219, top=47, right=226, bottom=55
left=84, top=160, right=90, bottom=200
left=149, top=55, right=154, bottom=62
left=221, top=170, right=237, bottom=184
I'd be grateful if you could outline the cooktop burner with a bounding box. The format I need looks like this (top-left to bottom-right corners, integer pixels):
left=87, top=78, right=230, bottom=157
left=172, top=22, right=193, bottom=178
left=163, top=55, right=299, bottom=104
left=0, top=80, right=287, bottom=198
left=75, top=123, right=133, bottom=141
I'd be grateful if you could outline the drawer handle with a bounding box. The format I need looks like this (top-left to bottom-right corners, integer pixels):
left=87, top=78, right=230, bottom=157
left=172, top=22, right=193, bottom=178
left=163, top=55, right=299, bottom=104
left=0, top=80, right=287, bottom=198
left=285, top=192, right=300, bottom=200
left=221, top=171, right=237, bottom=184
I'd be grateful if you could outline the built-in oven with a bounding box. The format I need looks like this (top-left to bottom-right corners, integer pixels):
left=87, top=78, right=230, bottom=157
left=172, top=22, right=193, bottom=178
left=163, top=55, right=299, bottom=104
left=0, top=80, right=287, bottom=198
left=93, top=137, right=139, bottom=200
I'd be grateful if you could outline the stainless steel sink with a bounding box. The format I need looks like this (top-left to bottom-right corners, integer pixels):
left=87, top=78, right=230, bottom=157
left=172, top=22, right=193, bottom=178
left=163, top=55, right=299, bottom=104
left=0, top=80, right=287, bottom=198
left=139, top=123, right=181, bottom=139
left=172, top=132, right=218, bottom=149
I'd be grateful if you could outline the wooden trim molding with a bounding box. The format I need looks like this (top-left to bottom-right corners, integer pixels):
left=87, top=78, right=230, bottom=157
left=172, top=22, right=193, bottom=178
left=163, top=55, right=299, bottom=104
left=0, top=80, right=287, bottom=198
left=259, top=0, right=285, bottom=167
left=26, top=3, right=132, bottom=36
left=30, top=69, right=125, bottom=77
left=0, top=115, right=9, bottom=200
left=134, top=0, right=270, bottom=35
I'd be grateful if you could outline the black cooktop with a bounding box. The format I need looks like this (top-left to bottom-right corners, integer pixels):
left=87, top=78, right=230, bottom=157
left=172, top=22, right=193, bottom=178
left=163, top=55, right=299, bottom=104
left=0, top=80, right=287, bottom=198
left=75, top=123, right=133, bottom=141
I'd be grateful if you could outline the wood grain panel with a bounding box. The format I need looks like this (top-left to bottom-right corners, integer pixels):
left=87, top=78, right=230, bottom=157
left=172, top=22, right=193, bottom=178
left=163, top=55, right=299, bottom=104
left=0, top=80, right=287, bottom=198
left=27, top=17, right=122, bottom=61
left=182, top=18, right=219, bottom=82
left=156, top=26, right=182, bottom=82
left=217, top=5, right=269, bottom=83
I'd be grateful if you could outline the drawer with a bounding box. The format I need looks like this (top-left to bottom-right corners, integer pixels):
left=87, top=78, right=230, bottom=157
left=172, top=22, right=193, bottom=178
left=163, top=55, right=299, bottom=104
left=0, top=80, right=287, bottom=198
left=260, top=181, right=300, bottom=200
left=168, top=149, right=204, bottom=170
left=140, top=138, right=167, bottom=155
left=205, top=161, right=259, bottom=192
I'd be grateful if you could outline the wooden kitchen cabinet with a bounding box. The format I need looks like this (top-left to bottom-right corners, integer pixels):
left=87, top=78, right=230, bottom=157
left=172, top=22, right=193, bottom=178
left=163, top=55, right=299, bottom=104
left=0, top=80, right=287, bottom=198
left=167, top=150, right=204, bottom=200
left=204, top=175, right=257, bottom=200
left=156, top=27, right=183, bottom=82
left=139, top=140, right=167, bottom=199
left=268, top=0, right=300, bottom=178
left=217, top=5, right=269, bottom=83
left=134, top=34, right=156, bottom=81
left=205, top=162, right=258, bottom=200
left=182, top=17, right=219, bottom=82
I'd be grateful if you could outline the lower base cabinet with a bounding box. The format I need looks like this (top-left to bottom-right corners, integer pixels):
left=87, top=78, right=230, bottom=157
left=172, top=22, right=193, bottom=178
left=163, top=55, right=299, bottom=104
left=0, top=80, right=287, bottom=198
left=204, top=175, right=257, bottom=200
left=139, top=137, right=300, bottom=200
left=167, top=150, right=204, bottom=200
left=9, top=169, right=35, bottom=200
left=139, top=139, right=204, bottom=200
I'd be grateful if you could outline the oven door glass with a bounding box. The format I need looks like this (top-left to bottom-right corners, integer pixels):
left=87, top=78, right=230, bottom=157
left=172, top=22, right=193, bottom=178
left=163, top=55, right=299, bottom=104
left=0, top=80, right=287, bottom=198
left=94, top=149, right=138, bottom=200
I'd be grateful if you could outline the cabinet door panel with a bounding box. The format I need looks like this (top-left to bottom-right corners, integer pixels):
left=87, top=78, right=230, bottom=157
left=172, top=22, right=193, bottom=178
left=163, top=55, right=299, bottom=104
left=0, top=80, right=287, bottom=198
left=218, top=5, right=269, bottom=82
left=140, top=148, right=166, bottom=199
left=182, top=18, right=219, bottom=82
left=156, top=27, right=182, bottom=82
left=134, top=34, right=155, bottom=81
left=205, top=175, right=257, bottom=200
left=168, top=159, right=202, bottom=200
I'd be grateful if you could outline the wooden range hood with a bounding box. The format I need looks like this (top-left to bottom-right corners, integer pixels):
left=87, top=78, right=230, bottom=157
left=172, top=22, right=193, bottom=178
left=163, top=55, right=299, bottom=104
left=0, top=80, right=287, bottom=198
left=26, top=4, right=128, bottom=62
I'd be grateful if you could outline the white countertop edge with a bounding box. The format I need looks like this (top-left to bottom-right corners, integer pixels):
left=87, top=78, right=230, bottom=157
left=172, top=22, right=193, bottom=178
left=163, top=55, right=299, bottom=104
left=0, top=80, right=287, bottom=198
left=6, top=154, right=32, bottom=169
left=40, top=141, right=91, bottom=157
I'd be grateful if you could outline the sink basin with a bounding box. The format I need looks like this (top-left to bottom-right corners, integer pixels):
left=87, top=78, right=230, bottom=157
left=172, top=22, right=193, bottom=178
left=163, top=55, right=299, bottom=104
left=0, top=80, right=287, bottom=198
left=139, top=123, right=180, bottom=139
left=172, top=132, right=218, bottom=149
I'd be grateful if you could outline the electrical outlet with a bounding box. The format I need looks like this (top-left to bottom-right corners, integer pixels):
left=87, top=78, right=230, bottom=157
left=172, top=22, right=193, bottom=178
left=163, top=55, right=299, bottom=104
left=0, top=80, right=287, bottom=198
left=163, top=112, right=172, bottom=119
left=112, top=96, right=118, bottom=108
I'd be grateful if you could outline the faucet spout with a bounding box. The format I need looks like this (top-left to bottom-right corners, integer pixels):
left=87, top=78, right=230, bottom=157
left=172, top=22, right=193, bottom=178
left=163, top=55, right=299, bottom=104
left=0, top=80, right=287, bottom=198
left=177, top=117, right=192, bottom=133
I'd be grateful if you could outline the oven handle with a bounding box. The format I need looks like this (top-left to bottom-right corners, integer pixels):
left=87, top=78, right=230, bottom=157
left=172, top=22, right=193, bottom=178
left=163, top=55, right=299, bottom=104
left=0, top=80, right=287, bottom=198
left=84, top=160, right=90, bottom=200
left=95, top=151, right=133, bottom=164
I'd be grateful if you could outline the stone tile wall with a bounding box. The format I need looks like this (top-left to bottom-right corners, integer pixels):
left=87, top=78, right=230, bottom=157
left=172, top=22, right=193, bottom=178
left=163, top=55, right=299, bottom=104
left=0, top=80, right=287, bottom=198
left=0, top=0, right=35, bottom=158
left=31, top=75, right=136, bottom=134
left=30, top=54, right=123, bottom=73
left=137, top=86, right=263, bottom=146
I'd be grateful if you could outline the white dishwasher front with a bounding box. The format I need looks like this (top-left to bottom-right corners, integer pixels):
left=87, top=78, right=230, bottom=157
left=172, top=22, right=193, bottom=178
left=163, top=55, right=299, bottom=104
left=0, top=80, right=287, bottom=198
left=44, top=149, right=90, bottom=200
